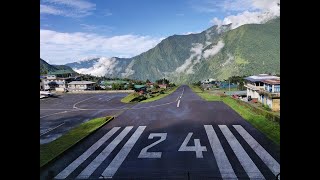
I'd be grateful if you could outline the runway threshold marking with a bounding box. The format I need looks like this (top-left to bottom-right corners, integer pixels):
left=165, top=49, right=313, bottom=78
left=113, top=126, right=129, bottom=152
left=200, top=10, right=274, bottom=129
left=101, top=126, right=146, bottom=178
left=219, top=125, right=265, bottom=179
left=204, top=125, right=237, bottom=180
left=55, top=127, right=120, bottom=179
left=77, top=126, right=133, bottom=179
left=233, top=125, right=280, bottom=176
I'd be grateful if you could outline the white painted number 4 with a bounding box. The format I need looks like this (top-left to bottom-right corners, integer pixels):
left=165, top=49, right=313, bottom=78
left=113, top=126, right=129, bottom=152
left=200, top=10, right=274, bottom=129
left=178, top=132, right=207, bottom=158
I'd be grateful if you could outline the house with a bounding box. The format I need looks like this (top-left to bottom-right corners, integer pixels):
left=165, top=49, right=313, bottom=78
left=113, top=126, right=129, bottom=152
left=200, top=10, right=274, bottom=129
left=146, top=82, right=154, bottom=88
left=41, top=71, right=80, bottom=92
left=201, top=83, right=213, bottom=90
left=201, top=78, right=216, bottom=84
left=258, top=79, right=280, bottom=111
left=68, top=81, right=96, bottom=91
left=159, top=84, right=167, bottom=89
left=244, top=74, right=279, bottom=102
left=42, top=75, right=72, bottom=91
left=40, top=76, right=45, bottom=90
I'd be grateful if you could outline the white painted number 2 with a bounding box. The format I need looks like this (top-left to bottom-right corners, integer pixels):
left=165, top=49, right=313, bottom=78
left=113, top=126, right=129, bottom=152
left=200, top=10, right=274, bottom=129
left=178, top=132, right=207, bottom=158
left=138, top=133, right=167, bottom=158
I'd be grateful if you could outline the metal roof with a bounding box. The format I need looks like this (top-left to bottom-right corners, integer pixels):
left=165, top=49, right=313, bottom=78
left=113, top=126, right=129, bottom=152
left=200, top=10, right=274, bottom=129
left=263, top=79, right=280, bottom=85
left=225, top=91, right=247, bottom=96
left=68, top=81, right=96, bottom=85
left=244, top=74, right=279, bottom=82
left=134, top=85, right=146, bottom=89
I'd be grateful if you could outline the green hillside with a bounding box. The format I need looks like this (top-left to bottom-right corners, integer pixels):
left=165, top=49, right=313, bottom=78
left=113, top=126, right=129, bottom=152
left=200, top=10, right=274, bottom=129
left=40, top=58, right=76, bottom=75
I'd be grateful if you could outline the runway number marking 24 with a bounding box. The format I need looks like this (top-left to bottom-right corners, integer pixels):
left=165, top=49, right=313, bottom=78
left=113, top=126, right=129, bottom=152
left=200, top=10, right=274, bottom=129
left=138, top=132, right=207, bottom=159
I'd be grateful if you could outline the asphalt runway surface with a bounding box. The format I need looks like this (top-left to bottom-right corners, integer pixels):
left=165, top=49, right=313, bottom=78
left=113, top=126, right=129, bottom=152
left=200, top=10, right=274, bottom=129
left=40, top=85, right=280, bottom=179
left=40, top=93, right=132, bottom=144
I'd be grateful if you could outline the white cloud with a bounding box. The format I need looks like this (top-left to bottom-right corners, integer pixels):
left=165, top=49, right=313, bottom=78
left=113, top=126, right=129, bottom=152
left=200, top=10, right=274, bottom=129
left=175, top=43, right=203, bottom=74
left=121, top=60, right=135, bottom=77
left=74, top=57, right=119, bottom=76
left=105, top=12, right=113, bottom=16
left=40, top=4, right=62, bottom=15
left=210, top=0, right=280, bottom=29
left=40, top=0, right=96, bottom=17
left=40, top=29, right=163, bottom=64
left=182, top=31, right=201, bottom=35
left=203, top=40, right=225, bottom=59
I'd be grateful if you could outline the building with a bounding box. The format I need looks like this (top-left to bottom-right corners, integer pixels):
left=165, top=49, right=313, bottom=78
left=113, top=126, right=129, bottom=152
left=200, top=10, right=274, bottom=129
left=146, top=82, right=154, bottom=88
left=40, top=76, right=45, bottom=90
left=201, top=78, right=216, bottom=84
left=134, top=85, right=147, bottom=93
left=159, top=84, right=167, bottom=89
left=41, top=70, right=80, bottom=92
left=258, top=79, right=280, bottom=111
left=68, top=81, right=96, bottom=91
left=244, top=74, right=280, bottom=102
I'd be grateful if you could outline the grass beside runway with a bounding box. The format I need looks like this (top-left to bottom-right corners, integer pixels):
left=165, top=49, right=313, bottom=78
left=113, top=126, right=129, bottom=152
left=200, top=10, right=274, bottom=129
left=140, top=86, right=179, bottom=103
left=120, top=93, right=139, bottom=103
left=121, top=86, right=179, bottom=103
left=40, top=116, right=114, bottom=168
left=189, top=85, right=280, bottom=145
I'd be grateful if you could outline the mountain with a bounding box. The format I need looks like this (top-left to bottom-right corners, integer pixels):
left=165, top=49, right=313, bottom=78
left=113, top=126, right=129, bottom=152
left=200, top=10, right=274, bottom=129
left=65, top=17, right=280, bottom=83
left=65, top=57, right=133, bottom=78
left=40, top=58, right=76, bottom=75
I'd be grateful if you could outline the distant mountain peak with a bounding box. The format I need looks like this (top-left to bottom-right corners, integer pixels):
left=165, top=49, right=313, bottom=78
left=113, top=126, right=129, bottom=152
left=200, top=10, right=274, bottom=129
left=62, top=18, right=279, bottom=83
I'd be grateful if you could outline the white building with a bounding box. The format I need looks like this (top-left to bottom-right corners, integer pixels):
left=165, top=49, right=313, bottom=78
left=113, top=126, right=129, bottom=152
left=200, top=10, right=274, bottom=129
left=244, top=74, right=280, bottom=102
left=68, top=81, right=96, bottom=91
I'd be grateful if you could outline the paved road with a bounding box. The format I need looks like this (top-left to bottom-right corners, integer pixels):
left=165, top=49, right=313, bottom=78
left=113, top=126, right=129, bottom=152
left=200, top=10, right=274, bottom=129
left=40, top=85, right=280, bottom=179
left=40, top=93, right=132, bottom=144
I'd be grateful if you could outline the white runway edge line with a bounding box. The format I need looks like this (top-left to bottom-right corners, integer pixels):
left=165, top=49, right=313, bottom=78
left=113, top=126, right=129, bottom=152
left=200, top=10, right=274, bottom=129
left=233, top=125, right=280, bottom=176
left=204, top=125, right=237, bottom=180
left=101, top=126, right=146, bottom=178
left=40, top=122, right=65, bottom=136
left=77, top=126, right=133, bottom=179
left=40, top=110, right=79, bottom=119
left=219, top=125, right=265, bottom=180
left=55, top=127, right=120, bottom=179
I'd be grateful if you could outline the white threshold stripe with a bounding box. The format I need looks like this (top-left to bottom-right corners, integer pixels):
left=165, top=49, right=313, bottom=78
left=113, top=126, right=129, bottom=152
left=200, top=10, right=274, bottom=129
left=177, top=100, right=181, bottom=107
left=55, top=127, right=120, bottom=179
left=101, top=126, right=146, bottom=178
left=77, top=126, right=133, bottom=179
left=219, top=125, right=265, bottom=180
left=233, top=125, right=280, bottom=176
left=204, top=125, right=238, bottom=180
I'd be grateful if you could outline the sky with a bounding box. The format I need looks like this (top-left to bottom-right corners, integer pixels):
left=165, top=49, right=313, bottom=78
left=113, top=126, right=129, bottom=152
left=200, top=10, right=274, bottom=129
left=40, top=0, right=280, bottom=65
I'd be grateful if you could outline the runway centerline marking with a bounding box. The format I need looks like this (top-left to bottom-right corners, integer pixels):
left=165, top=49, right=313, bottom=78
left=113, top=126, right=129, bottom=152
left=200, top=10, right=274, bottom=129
left=177, top=100, right=181, bottom=107
left=55, top=127, right=120, bottom=179
left=219, top=125, right=265, bottom=179
left=77, top=126, right=133, bottom=179
left=233, top=125, right=280, bottom=176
